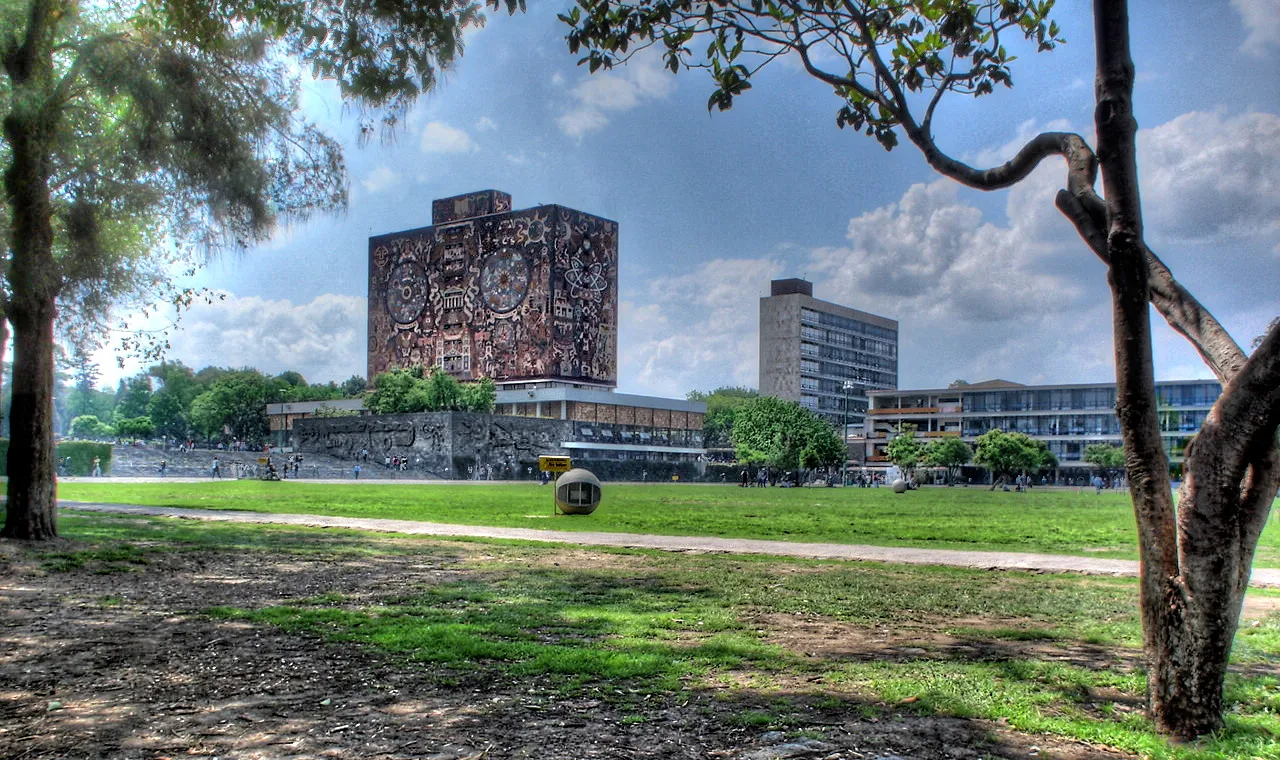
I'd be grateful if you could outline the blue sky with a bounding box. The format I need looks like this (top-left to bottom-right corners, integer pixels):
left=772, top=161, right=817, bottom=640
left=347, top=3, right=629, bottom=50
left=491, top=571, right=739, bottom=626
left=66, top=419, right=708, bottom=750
left=95, top=0, right=1280, bottom=398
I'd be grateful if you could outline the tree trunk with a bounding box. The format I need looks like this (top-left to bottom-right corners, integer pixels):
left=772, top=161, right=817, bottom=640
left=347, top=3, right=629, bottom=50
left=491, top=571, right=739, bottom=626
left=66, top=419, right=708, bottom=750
left=1093, top=0, right=1280, bottom=740
left=3, top=297, right=58, bottom=540
left=2, top=0, right=61, bottom=540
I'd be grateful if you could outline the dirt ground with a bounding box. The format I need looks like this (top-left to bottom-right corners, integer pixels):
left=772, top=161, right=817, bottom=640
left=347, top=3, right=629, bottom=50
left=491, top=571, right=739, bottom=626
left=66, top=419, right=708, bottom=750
left=0, top=533, right=1154, bottom=760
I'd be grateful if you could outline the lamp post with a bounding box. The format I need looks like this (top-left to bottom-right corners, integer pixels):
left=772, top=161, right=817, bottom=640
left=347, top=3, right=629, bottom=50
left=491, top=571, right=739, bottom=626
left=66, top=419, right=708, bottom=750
left=842, top=380, right=855, bottom=486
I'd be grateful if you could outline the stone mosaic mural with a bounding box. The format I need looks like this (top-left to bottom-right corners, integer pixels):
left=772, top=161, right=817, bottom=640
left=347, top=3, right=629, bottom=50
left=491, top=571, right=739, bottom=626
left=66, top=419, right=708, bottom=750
left=368, top=193, right=618, bottom=387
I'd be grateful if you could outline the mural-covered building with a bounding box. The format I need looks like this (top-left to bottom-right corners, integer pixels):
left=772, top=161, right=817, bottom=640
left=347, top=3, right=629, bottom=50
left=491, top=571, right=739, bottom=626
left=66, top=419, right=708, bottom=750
left=368, top=190, right=618, bottom=388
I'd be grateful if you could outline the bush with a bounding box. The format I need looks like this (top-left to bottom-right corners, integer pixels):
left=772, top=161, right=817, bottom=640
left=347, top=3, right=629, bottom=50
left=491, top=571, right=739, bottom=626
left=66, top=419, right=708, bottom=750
left=0, top=440, right=113, bottom=476
left=55, top=441, right=113, bottom=476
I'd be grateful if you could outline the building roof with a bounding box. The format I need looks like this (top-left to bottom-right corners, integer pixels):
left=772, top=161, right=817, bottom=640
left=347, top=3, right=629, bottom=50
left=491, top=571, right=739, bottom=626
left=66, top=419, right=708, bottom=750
left=495, top=386, right=706, bottom=414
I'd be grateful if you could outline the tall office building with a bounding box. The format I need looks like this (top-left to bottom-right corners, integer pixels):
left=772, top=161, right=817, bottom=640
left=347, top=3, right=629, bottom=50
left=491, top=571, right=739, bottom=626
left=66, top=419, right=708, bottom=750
left=759, top=278, right=898, bottom=428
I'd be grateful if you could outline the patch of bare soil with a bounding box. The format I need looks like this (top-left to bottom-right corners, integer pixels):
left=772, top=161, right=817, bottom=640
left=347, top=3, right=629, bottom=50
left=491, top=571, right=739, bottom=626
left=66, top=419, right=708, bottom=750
left=753, top=612, right=1145, bottom=674
left=0, top=538, right=1137, bottom=760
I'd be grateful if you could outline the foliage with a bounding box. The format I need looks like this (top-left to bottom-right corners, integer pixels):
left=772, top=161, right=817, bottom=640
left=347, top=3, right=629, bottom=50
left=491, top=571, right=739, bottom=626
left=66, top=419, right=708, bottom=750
left=51, top=441, right=113, bottom=476
left=69, top=415, right=114, bottom=440
left=309, top=405, right=359, bottom=418
left=923, top=436, right=973, bottom=483
left=687, top=386, right=758, bottom=449
left=731, top=396, right=843, bottom=473
left=340, top=374, right=368, bottom=397
left=366, top=367, right=495, bottom=415
left=885, top=423, right=925, bottom=478
left=2, top=0, right=525, bottom=542
left=1084, top=444, right=1126, bottom=476
left=113, top=416, right=155, bottom=440
left=146, top=361, right=200, bottom=440
left=188, top=370, right=279, bottom=442
left=974, top=429, right=1055, bottom=481
left=113, top=376, right=154, bottom=421
left=459, top=376, right=497, bottom=413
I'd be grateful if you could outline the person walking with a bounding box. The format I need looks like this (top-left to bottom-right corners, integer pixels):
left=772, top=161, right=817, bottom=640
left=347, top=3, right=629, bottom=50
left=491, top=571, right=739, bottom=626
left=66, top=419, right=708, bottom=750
left=211, top=457, right=221, bottom=478
left=91, top=456, right=102, bottom=477
left=353, top=463, right=361, bottom=479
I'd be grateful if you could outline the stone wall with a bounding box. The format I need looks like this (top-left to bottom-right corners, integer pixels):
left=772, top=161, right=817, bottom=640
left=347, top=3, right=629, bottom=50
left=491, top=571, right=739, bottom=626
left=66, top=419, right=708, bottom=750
left=293, top=413, right=570, bottom=479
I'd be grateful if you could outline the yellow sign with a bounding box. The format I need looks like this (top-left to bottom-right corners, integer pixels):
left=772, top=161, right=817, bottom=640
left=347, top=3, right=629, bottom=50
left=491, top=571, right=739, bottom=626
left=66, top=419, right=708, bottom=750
left=538, top=455, right=572, bottom=473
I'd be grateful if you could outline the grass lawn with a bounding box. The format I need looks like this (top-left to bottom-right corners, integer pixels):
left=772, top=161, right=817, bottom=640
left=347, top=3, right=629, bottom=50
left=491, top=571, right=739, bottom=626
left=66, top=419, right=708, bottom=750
left=58, top=481, right=1280, bottom=567
left=16, top=513, right=1280, bottom=760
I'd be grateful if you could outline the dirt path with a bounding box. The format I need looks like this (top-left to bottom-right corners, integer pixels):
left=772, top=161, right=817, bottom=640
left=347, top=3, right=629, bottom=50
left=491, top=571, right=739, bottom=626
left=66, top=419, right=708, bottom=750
left=61, top=501, right=1280, bottom=587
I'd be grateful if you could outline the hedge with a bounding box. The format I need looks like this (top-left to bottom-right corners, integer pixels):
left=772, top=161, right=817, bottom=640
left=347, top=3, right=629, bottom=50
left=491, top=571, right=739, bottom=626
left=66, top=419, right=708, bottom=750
left=0, top=439, right=112, bottom=477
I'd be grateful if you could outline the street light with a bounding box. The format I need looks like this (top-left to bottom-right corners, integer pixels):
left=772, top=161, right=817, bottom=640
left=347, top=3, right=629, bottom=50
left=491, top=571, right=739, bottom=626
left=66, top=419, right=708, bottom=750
left=842, top=380, right=855, bottom=486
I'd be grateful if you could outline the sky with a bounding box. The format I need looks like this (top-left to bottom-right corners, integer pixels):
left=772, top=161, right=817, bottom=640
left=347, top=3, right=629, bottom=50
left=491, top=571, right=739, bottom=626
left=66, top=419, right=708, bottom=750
left=91, top=0, right=1280, bottom=398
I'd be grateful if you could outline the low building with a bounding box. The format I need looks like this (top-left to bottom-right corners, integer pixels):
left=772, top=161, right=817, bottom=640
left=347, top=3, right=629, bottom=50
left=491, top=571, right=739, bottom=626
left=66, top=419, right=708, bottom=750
left=266, top=399, right=368, bottom=448
left=865, top=379, right=1221, bottom=475
left=271, top=388, right=707, bottom=478
left=493, top=386, right=706, bottom=465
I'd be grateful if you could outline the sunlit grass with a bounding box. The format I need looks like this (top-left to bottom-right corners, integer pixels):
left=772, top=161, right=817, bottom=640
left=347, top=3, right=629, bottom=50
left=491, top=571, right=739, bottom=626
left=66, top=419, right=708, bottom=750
left=59, top=481, right=1280, bottom=567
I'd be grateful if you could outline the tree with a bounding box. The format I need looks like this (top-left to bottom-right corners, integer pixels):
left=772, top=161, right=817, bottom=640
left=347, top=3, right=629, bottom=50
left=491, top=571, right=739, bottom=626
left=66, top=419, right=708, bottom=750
left=460, top=376, right=497, bottom=413
left=147, top=361, right=199, bottom=441
left=423, top=367, right=463, bottom=411
left=688, top=386, right=758, bottom=448
left=187, top=370, right=276, bottom=443
left=924, top=436, right=972, bottom=484
left=113, top=415, right=154, bottom=440
left=340, top=374, right=368, bottom=398
left=732, top=396, right=842, bottom=474
left=113, top=374, right=153, bottom=421
left=1084, top=443, right=1126, bottom=479
left=563, top=0, right=1280, bottom=737
left=68, top=414, right=111, bottom=440
left=974, top=429, right=1053, bottom=487
left=365, top=369, right=422, bottom=415
left=1, top=0, right=522, bottom=543
left=884, top=423, right=925, bottom=481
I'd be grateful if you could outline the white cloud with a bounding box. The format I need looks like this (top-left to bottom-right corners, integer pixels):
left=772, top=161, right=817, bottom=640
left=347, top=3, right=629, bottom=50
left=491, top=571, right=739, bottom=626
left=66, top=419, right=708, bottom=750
left=619, top=258, right=784, bottom=396
left=360, top=165, right=402, bottom=194
left=161, top=292, right=366, bottom=385
left=557, top=54, right=675, bottom=139
left=1232, top=0, right=1280, bottom=57
left=475, top=116, right=498, bottom=132
left=1138, top=110, right=1280, bottom=243
left=551, top=71, right=566, bottom=87
left=420, top=121, right=479, bottom=154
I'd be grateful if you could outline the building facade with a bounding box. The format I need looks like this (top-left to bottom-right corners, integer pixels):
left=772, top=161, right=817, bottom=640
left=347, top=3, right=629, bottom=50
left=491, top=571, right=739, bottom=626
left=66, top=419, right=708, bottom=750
left=759, top=278, right=898, bottom=429
left=368, top=190, right=618, bottom=388
left=865, top=378, right=1221, bottom=471
left=493, top=386, right=706, bottom=464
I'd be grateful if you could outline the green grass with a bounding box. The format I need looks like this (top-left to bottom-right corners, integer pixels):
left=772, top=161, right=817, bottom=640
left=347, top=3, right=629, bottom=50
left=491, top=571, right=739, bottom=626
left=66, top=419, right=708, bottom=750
left=32, top=514, right=1280, bottom=759
left=58, top=481, right=1280, bottom=567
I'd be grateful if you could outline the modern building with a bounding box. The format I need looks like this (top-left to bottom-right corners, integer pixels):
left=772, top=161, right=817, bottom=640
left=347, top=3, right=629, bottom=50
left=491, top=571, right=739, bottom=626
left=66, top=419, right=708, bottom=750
left=493, top=386, right=705, bottom=464
left=368, top=190, right=618, bottom=388
left=759, top=278, right=898, bottom=429
left=864, top=378, right=1222, bottom=473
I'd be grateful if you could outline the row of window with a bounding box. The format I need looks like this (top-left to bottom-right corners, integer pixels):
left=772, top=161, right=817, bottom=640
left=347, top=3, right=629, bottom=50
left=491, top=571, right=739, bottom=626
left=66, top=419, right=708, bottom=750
left=800, top=360, right=896, bottom=389
left=801, top=307, right=897, bottom=341
left=958, top=410, right=1210, bottom=437
left=799, top=325, right=897, bottom=357
left=573, top=424, right=704, bottom=447
left=956, top=384, right=1221, bottom=413
left=572, top=449, right=702, bottom=462
left=812, top=343, right=898, bottom=371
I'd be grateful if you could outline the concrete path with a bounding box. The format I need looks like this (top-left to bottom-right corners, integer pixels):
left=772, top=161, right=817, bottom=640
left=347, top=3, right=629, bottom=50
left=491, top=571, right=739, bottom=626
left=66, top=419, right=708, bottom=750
left=62, top=501, right=1280, bottom=588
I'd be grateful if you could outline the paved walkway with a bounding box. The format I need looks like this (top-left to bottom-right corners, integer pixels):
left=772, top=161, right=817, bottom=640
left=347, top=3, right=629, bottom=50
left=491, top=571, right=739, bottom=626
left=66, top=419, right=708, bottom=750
left=61, top=501, right=1280, bottom=588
